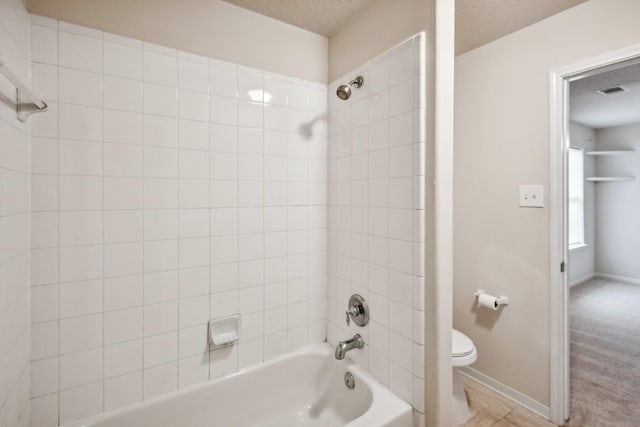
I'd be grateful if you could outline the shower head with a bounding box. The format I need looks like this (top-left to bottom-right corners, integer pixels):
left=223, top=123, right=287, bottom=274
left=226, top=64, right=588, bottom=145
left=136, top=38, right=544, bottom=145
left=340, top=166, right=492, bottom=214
left=336, top=76, right=364, bottom=100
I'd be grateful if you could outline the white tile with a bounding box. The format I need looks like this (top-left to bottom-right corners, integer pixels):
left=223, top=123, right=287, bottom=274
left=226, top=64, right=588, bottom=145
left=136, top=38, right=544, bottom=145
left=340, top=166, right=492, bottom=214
left=179, top=266, right=209, bottom=298
left=179, top=89, right=209, bottom=122
left=143, top=50, right=177, bottom=86
left=104, top=177, right=144, bottom=210
left=179, top=179, right=209, bottom=208
left=210, top=180, right=238, bottom=208
left=104, top=340, right=143, bottom=378
left=104, top=308, right=143, bottom=345
left=144, top=362, right=177, bottom=399
left=210, top=344, right=238, bottom=378
left=144, top=331, right=178, bottom=368
left=104, top=143, right=143, bottom=177
left=238, top=100, right=262, bottom=128
left=31, top=248, right=59, bottom=286
left=104, top=110, right=143, bottom=144
left=210, top=290, right=238, bottom=319
left=143, top=210, right=178, bottom=240
left=31, top=321, right=59, bottom=360
left=144, top=270, right=178, bottom=304
left=31, top=393, right=59, bottom=427
left=104, top=76, right=143, bottom=112
left=59, top=68, right=102, bottom=107
left=144, top=146, right=178, bottom=178
left=179, top=237, right=210, bottom=268
left=31, top=137, right=58, bottom=175
left=59, top=381, right=103, bottom=425
left=59, top=31, right=102, bottom=73
left=179, top=58, right=209, bottom=93
left=179, top=120, right=209, bottom=150
left=59, top=280, right=103, bottom=318
left=104, top=242, right=144, bottom=277
left=210, top=96, right=238, bottom=125
left=179, top=150, right=209, bottom=179
left=239, top=286, right=264, bottom=314
left=178, top=325, right=208, bottom=358
left=144, top=301, right=178, bottom=335
left=211, top=152, right=237, bottom=180
left=59, top=104, right=103, bottom=141
left=179, top=209, right=209, bottom=238
left=144, top=83, right=178, bottom=117
left=178, top=354, right=209, bottom=388
left=31, top=284, right=59, bottom=323
left=31, top=356, right=59, bottom=397
left=210, top=65, right=237, bottom=98
left=144, top=115, right=178, bottom=147
left=239, top=337, right=263, bottom=369
left=105, top=372, right=143, bottom=411
left=104, top=41, right=142, bottom=80
left=59, top=245, right=103, bottom=283
left=179, top=295, right=209, bottom=328
left=60, top=347, right=102, bottom=389
left=59, top=139, right=102, bottom=176
left=104, top=275, right=143, bottom=311
left=31, top=211, right=58, bottom=249
left=211, top=123, right=238, bottom=153
left=210, top=263, right=238, bottom=293
left=144, top=240, right=178, bottom=272
left=239, top=154, right=263, bottom=180
left=238, top=128, right=263, bottom=154
left=389, top=79, right=413, bottom=117
left=264, top=331, right=287, bottom=360
left=32, top=24, right=58, bottom=65
left=144, top=179, right=178, bottom=209
left=59, top=210, right=102, bottom=246
left=60, top=314, right=102, bottom=353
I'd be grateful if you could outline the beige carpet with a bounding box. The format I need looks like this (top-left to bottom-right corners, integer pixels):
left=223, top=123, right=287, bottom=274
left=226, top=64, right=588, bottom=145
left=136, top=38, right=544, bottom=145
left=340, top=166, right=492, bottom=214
left=568, top=278, right=640, bottom=426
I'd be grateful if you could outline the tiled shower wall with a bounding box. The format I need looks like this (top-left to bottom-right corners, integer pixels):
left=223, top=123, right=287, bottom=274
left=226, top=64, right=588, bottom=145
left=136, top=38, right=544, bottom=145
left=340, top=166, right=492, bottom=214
left=327, top=34, right=426, bottom=422
left=28, top=15, right=327, bottom=426
left=0, top=1, right=32, bottom=426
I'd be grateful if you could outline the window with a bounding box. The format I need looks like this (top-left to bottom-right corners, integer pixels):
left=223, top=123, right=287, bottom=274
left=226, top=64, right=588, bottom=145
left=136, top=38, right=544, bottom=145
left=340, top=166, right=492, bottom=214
left=568, top=147, right=585, bottom=249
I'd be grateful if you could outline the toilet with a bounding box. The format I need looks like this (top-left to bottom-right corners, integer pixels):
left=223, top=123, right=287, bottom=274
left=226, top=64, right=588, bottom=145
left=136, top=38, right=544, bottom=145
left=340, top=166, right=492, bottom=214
left=452, top=329, right=477, bottom=426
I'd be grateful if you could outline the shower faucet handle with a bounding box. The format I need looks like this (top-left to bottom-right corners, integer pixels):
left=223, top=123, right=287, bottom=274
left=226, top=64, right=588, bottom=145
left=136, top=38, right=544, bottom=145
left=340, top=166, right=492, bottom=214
left=345, top=294, right=369, bottom=327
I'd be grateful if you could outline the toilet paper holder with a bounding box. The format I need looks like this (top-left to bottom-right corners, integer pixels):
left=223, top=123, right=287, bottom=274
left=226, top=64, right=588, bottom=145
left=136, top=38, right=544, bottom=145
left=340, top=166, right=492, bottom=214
left=474, top=290, right=509, bottom=308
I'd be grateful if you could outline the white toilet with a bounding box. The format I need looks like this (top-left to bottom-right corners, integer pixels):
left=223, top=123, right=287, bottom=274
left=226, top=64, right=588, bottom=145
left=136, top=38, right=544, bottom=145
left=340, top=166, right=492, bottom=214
left=452, top=329, right=477, bottom=426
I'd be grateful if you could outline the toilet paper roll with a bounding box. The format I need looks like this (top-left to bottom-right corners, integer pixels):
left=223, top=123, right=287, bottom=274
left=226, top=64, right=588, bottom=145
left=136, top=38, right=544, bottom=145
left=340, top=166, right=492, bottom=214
left=478, top=293, right=499, bottom=310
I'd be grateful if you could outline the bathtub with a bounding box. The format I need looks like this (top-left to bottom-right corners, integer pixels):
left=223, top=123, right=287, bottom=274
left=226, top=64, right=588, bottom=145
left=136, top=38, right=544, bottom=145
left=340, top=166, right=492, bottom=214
left=66, top=343, right=413, bottom=427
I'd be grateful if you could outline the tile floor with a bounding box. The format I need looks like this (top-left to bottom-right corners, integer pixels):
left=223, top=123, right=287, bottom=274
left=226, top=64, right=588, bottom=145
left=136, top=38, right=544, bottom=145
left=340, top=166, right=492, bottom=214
left=462, top=377, right=557, bottom=427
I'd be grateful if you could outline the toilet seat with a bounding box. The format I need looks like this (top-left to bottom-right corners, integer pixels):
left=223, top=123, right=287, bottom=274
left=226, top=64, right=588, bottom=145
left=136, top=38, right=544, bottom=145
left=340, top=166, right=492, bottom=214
left=452, top=329, right=477, bottom=367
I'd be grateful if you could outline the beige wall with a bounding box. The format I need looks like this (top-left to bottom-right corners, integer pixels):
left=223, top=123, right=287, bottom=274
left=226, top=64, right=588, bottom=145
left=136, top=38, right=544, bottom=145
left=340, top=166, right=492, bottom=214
left=25, top=0, right=328, bottom=83
left=454, top=0, right=640, bottom=407
left=328, top=0, right=432, bottom=81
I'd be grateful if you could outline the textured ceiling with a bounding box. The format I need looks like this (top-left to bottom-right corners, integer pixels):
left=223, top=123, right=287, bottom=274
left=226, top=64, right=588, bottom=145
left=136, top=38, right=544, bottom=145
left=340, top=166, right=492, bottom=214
left=219, top=0, right=373, bottom=37
left=571, top=61, right=640, bottom=129
left=455, top=0, right=588, bottom=55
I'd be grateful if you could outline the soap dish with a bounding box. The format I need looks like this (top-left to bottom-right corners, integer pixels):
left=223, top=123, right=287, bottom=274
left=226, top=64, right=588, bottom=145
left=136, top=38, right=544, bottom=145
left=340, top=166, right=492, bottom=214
left=208, top=315, right=240, bottom=347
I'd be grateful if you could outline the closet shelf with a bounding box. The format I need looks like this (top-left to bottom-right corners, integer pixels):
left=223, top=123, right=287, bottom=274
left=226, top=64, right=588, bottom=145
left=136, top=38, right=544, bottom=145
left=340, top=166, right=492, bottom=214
left=586, top=150, right=636, bottom=156
left=585, top=177, right=636, bottom=182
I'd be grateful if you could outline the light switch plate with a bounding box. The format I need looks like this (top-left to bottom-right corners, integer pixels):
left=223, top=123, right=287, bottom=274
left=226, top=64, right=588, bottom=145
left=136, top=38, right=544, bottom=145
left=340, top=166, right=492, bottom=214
left=519, top=185, right=544, bottom=208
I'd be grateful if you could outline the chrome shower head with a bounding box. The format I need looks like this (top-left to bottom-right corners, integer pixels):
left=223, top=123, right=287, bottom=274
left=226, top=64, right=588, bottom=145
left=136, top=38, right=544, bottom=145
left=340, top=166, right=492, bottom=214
left=336, top=76, right=363, bottom=100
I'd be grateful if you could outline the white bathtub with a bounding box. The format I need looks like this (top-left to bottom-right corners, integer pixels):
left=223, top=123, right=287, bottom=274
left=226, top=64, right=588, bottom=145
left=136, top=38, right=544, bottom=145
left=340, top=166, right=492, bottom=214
left=66, top=343, right=412, bottom=427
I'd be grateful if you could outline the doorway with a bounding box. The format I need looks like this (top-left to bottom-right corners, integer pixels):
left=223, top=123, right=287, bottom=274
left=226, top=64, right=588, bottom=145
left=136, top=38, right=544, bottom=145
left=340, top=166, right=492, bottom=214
left=550, top=48, right=640, bottom=425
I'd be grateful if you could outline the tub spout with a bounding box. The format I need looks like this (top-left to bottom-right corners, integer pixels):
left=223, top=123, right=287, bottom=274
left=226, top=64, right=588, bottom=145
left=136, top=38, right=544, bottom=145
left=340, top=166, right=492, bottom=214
left=335, top=334, right=365, bottom=360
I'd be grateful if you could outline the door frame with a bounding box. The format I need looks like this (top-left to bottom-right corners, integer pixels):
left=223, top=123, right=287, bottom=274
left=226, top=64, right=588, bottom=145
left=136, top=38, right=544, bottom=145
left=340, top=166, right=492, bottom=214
left=549, top=43, right=640, bottom=424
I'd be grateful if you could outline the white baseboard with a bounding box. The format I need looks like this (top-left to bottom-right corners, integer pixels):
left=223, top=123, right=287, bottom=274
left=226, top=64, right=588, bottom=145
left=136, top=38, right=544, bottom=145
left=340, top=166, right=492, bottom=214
left=595, top=272, right=640, bottom=286
left=460, top=367, right=551, bottom=420
left=569, top=272, right=595, bottom=288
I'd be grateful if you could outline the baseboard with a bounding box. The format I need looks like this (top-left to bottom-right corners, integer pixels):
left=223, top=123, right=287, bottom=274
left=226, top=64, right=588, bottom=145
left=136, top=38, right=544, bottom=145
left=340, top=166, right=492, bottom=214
left=595, top=272, right=640, bottom=286
left=460, top=367, right=551, bottom=420
left=569, top=272, right=595, bottom=288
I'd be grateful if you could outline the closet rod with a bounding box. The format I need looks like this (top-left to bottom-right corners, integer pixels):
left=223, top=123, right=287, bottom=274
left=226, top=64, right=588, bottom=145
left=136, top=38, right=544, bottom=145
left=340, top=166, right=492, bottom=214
left=0, top=54, right=48, bottom=122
